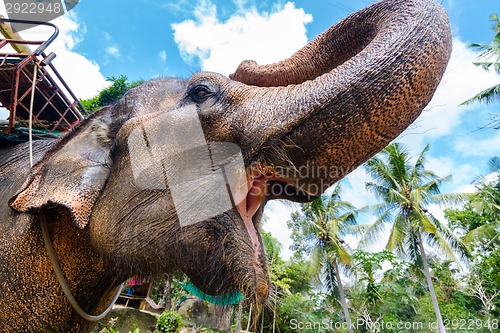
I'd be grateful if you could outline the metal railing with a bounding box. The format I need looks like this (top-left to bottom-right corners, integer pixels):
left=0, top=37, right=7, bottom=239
left=0, top=18, right=88, bottom=133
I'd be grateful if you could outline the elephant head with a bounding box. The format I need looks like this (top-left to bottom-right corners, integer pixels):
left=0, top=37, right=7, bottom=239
left=2, top=0, right=451, bottom=330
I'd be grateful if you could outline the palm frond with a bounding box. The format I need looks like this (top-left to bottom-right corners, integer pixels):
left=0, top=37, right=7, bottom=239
left=387, top=143, right=411, bottom=186
left=409, top=144, right=429, bottom=186
left=337, top=212, right=359, bottom=236
left=463, top=222, right=499, bottom=245
left=365, top=182, right=391, bottom=201
left=330, top=240, right=352, bottom=266
left=386, top=213, right=408, bottom=254
left=426, top=212, right=470, bottom=263
left=323, top=259, right=339, bottom=298
left=473, top=61, right=500, bottom=74
left=309, top=245, right=326, bottom=285
left=428, top=192, right=473, bottom=208
left=405, top=230, right=422, bottom=268
left=487, top=156, right=500, bottom=173
left=388, top=188, right=411, bottom=205
left=365, top=157, right=397, bottom=192
left=358, top=210, right=394, bottom=248
left=412, top=209, right=437, bottom=234
left=461, top=83, right=500, bottom=105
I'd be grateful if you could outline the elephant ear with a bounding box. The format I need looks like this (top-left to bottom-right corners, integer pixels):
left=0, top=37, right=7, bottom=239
left=9, top=114, right=113, bottom=229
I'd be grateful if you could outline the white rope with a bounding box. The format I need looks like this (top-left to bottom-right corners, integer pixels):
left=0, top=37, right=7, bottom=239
left=246, top=303, right=253, bottom=332
left=40, top=214, right=124, bottom=321
left=28, top=63, right=38, bottom=168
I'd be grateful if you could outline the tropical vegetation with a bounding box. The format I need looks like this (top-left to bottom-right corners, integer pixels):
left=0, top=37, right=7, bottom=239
left=462, top=13, right=500, bottom=129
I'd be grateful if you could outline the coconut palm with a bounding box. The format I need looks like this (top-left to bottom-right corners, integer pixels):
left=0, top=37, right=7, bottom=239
left=462, top=14, right=500, bottom=105
left=360, top=143, right=469, bottom=333
left=462, top=157, right=500, bottom=246
left=462, top=14, right=500, bottom=129
left=288, top=184, right=357, bottom=333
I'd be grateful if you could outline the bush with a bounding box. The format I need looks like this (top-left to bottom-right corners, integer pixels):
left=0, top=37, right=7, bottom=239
left=155, top=310, right=182, bottom=333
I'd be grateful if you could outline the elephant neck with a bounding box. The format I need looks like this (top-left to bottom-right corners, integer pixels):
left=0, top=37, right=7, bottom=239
left=0, top=208, right=125, bottom=333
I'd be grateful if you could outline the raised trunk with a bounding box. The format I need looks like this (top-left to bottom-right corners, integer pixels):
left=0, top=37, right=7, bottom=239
left=416, top=230, right=446, bottom=333
left=332, top=259, right=353, bottom=333
left=228, top=0, right=451, bottom=193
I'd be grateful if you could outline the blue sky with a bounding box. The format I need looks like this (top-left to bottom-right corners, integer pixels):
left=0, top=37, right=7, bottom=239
left=63, top=0, right=500, bottom=80
left=1, top=0, right=498, bottom=258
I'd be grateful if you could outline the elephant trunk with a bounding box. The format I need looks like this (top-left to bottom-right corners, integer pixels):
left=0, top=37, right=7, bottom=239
left=229, top=0, right=451, bottom=195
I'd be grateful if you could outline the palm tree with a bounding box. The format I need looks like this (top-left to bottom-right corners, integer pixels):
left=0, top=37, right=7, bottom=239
left=462, top=14, right=500, bottom=129
left=361, top=143, right=469, bottom=333
left=462, top=14, right=500, bottom=105
left=288, top=184, right=357, bottom=333
left=462, top=157, right=500, bottom=246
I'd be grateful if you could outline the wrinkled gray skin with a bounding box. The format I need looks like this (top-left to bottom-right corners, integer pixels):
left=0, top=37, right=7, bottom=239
left=0, top=0, right=451, bottom=331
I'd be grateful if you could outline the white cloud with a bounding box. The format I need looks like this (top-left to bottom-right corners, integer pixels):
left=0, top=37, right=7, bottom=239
left=426, top=156, right=455, bottom=179
left=454, top=130, right=500, bottom=157
left=262, top=200, right=299, bottom=260
left=0, top=9, right=108, bottom=100
left=172, top=1, right=312, bottom=76
left=343, top=168, right=378, bottom=209
left=105, top=45, right=121, bottom=59
left=158, top=50, right=167, bottom=64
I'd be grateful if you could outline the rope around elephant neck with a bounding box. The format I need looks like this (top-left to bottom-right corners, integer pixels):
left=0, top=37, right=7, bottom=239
left=39, top=213, right=124, bottom=321
left=28, top=62, right=38, bottom=167
left=28, top=70, right=123, bottom=321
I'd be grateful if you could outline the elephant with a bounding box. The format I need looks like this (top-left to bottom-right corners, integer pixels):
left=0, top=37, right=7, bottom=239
left=0, top=0, right=451, bottom=331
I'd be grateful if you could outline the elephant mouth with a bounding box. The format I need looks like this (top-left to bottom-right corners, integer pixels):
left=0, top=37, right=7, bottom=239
left=235, top=166, right=309, bottom=257
left=236, top=165, right=315, bottom=214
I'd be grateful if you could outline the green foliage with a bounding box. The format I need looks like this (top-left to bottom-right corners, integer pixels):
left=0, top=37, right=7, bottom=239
left=261, top=229, right=312, bottom=294
left=447, top=156, right=500, bottom=250
left=351, top=250, right=404, bottom=306
left=98, top=317, right=120, bottom=333
left=93, top=317, right=142, bottom=333
left=155, top=310, right=182, bottom=333
left=360, top=143, right=472, bottom=331
left=274, top=292, right=341, bottom=333
left=81, top=75, right=144, bottom=113
left=466, top=247, right=500, bottom=321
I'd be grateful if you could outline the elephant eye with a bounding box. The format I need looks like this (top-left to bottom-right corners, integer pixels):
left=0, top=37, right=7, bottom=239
left=189, top=84, right=213, bottom=103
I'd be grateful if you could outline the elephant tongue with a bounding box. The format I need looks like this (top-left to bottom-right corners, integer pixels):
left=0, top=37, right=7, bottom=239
left=234, top=168, right=293, bottom=257
left=235, top=175, right=268, bottom=257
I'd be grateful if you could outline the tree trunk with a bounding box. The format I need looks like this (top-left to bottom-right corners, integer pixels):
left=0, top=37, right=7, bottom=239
left=164, top=274, right=171, bottom=310
left=235, top=302, right=243, bottom=333
left=416, top=230, right=446, bottom=333
left=332, top=259, right=353, bottom=333
left=272, top=295, right=277, bottom=333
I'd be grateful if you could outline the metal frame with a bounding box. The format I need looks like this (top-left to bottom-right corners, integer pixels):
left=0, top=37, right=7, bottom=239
left=0, top=18, right=88, bottom=133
